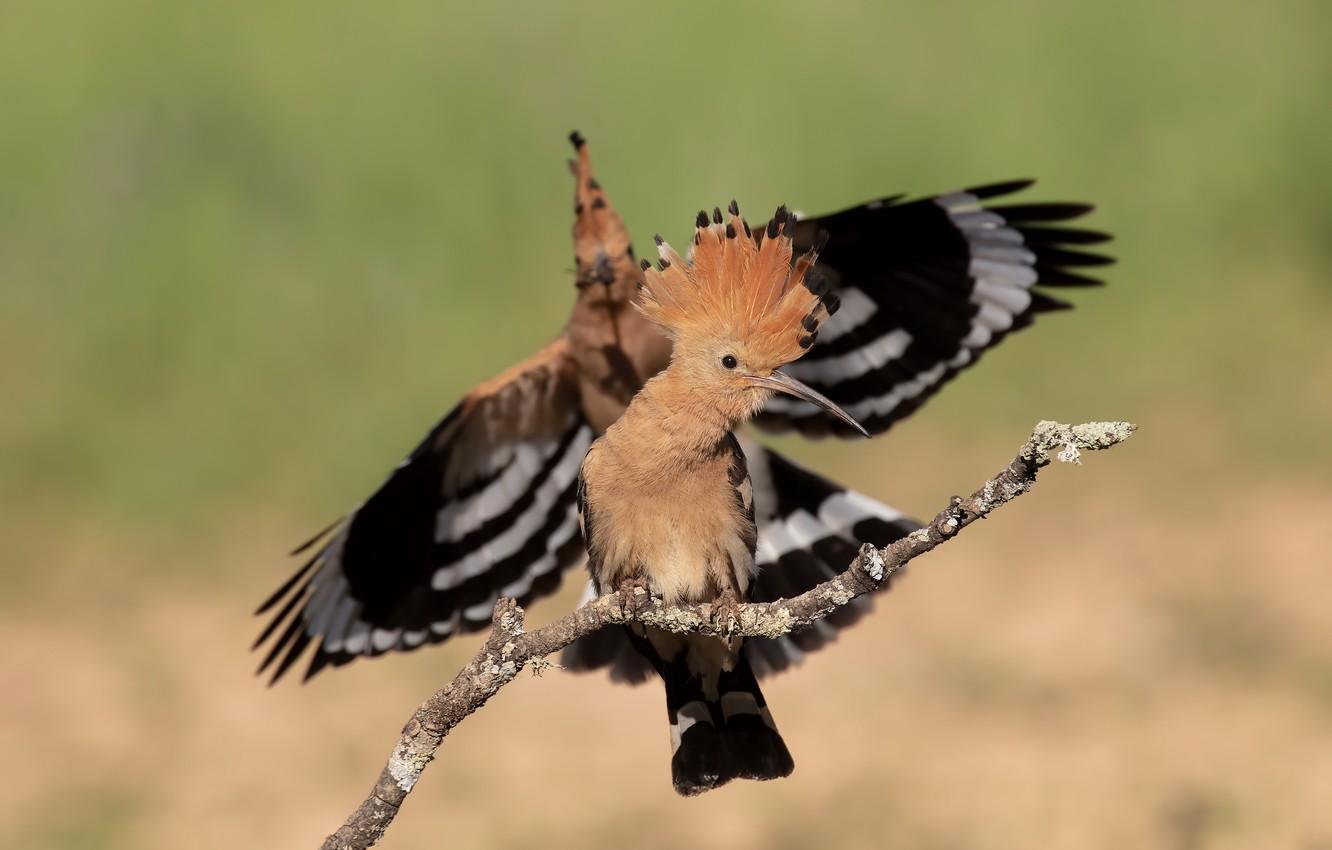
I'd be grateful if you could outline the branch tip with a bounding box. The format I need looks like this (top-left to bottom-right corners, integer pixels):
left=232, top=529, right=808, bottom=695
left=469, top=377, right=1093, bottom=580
left=1022, top=420, right=1135, bottom=465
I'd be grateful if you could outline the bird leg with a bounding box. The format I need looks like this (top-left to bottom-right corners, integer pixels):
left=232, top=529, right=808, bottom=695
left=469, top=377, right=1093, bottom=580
left=616, top=576, right=650, bottom=619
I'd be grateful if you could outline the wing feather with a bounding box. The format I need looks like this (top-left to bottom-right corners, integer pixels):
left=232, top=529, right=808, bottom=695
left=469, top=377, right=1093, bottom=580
left=755, top=182, right=1112, bottom=437
left=254, top=338, right=589, bottom=683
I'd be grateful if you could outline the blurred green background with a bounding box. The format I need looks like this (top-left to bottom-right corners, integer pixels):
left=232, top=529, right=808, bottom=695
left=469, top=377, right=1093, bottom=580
left=2, top=2, right=1329, bottom=849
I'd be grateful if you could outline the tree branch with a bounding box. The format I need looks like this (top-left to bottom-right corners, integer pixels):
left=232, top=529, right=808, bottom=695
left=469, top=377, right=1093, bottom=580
left=319, top=420, right=1135, bottom=850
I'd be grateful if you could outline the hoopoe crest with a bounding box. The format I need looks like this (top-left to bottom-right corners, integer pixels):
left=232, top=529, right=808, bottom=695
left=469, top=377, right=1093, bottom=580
left=638, top=204, right=865, bottom=433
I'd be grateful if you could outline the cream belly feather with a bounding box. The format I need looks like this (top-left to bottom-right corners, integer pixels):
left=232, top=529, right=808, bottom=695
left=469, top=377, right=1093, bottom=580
left=583, top=443, right=754, bottom=606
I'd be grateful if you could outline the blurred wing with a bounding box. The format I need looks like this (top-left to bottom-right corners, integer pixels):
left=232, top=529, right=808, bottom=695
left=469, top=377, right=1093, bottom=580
left=254, top=338, right=592, bottom=684
left=753, top=180, right=1114, bottom=437
left=559, top=435, right=919, bottom=682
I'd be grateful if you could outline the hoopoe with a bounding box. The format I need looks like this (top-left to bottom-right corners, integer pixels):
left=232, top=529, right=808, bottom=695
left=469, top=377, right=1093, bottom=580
left=579, top=203, right=859, bottom=794
left=255, top=133, right=1112, bottom=685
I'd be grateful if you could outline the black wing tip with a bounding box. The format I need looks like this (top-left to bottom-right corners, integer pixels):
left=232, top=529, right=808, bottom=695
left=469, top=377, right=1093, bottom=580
left=1019, top=225, right=1115, bottom=246
left=1035, top=246, right=1117, bottom=268
left=302, top=648, right=334, bottom=683
left=992, top=201, right=1097, bottom=222
left=1029, top=292, right=1075, bottom=313
left=289, top=518, right=340, bottom=557
left=963, top=178, right=1036, bottom=199
left=569, top=130, right=586, bottom=150
left=254, top=551, right=320, bottom=616
left=255, top=615, right=304, bottom=680
left=1035, top=266, right=1110, bottom=287
left=269, top=630, right=314, bottom=685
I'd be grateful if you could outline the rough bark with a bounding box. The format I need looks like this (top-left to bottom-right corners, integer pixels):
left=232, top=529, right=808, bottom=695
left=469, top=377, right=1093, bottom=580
left=319, top=420, right=1135, bottom=850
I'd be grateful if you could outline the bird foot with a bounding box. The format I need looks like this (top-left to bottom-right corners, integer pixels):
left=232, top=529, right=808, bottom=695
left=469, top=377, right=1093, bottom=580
left=711, top=589, right=743, bottom=637
left=616, top=577, right=650, bottom=618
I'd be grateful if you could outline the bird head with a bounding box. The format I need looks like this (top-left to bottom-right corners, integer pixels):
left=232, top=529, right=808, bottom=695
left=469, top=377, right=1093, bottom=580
left=637, top=203, right=867, bottom=436
left=568, top=132, right=639, bottom=306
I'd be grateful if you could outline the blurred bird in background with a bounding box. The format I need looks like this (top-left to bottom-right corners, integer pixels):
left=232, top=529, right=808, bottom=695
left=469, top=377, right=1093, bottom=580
left=254, top=133, right=1112, bottom=685
left=579, top=202, right=858, bottom=793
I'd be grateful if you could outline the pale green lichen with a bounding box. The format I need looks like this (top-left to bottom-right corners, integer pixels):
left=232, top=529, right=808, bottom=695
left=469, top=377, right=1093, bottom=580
left=861, top=548, right=886, bottom=581
left=642, top=607, right=704, bottom=634
left=817, top=582, right=855, bottom=607
left=1023, top=420, right=1135, bottom=464
left=1070, top=420, right=1137, bottom=448
left=498, top=609, right=522, bottom=635
left=388, top=733, right=440, bottom=793
left=752, top=606, right=796, bottom=638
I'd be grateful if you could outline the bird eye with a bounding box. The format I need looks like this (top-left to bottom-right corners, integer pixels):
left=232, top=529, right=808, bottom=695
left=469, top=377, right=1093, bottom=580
left=721, top=355, right=738, bottom=370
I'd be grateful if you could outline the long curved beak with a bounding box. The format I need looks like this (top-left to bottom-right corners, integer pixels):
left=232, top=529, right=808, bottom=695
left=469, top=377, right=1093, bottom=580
left=744, top=370, right=869, bottom=438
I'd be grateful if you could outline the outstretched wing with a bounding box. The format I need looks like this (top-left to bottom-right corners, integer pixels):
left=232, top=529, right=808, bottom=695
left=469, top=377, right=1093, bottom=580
left=254, top=338, right=592, bottom=684
left=559, top=436, right=919, bottom=682
left=754, top=181, right=1113, bottom=437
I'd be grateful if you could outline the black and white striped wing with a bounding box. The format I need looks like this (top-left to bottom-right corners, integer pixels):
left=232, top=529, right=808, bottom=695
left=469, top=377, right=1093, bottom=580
left=558, top=436, right=920, bottom=682
left=739, top=438, right=920, bottom=678
left=754, top=181, right=1113, bottom=438
left=254, top=338, right=592, bottom=684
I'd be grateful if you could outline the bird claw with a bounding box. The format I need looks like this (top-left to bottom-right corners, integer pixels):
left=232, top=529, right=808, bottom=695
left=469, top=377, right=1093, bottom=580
left=711, top=589, right=743, bottom=637
left=616, top=577, right=649, bottom=618
left=528, top=656, right=561, bottom=677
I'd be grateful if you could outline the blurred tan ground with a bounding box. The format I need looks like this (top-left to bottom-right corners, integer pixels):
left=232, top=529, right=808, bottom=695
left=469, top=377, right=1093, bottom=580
left=4, top=421, right=1330, bottom=850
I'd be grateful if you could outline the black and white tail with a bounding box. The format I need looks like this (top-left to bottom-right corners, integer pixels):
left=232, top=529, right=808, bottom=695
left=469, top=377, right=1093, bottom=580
left=628, top=629, right=794, bottom=795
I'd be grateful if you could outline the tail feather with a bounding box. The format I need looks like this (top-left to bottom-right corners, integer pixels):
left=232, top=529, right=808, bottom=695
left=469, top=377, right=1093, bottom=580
left=715, top=661, right=794, bottom=783
left=636, top=628, right=793, bottom=796
left=670, top=702, right=729, bottom=796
